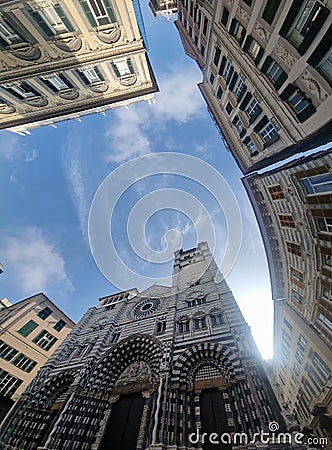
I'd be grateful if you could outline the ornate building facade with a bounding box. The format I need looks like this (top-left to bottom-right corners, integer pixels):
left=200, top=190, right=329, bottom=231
left=175, top=0, right=332, bottom=173
left=0, top=243, right=294, bottom=449
left=0, top=0, right=158, bottom=134
left=0, top=293, right=75, bottom=421
left=243, top=150, right=332, bottom=443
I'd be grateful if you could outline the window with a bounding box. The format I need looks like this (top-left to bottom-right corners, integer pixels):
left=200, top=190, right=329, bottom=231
left=200, top=44, right=205, bottom=56
left=315, top=217, right=332, bottom=233
left=33, top=330, right=58, bottom=350
left=0, top=341, right=18, bottom=361
left=223, top=61, right=233, bottom=83
left=262, top=0, right=281, bottom=24
left=12, top=354, right=37, bottom=373
left=112, top=59, right=134, bottom=78
left=225, top=102, right=233, bottom=115
left=38, top=307, right=52, bottom=320
left=298, top=335, right=307, bottom=349
left=221, top=8, right=229, bottom=27
left=284, top=318, right=293, bottom=332
left=318, top=312, right=332, bottom=332
left=248, top=40, right=263, bottom=61
left=260, top=123, right=278, bottom=144
left=17, top=320, right=38, bottom=337
left=210, top=313, right=223, bottom=326
left=288, top=90, right=311, bottom=113
left=216, top=86, right=223, bottom=99
left=194, top=316, right=206, bottom=330
left=0, top=19, right=23, bottom=45
left=292, top=290, right=303, bottom=304
left=202, top=17, right=208, bottom=35
left=234, top=78, right=246, bottom=100
left=268, top=185, right=285, bottom=200
left=293, top=362, right=301, bottom=376
left=266, top=61, right=286, bottom=84
left=30, top=5, right=74, bottom=36
left=178, top=320, right=190, bottom=333
left=77, top=66, right=104, bottom=85
left=41, top=74, right=73, bottom=92
left=209, top=72, right=215, bottom=85
left=318, top=50, right=332, bottom=83
left=243, top=137, right=258, bottom=156
left=213, top=47, right=221, bottom=66
left=286, top=241, right=302, bottom=256
left=322, top=286, right=332, bottom=301
left=287, top=1, right=327, bottom=49
left=81, top=0, right=116, bottom=27
left=54, top=319, right=66, bottom=332
left=4, top=82, right=39, bottom=100
left=291, top=267, right=304, bottom=283
left=0, top=370, right=23, bottom=398
left=295, top=348, right=304, bottom=364
left=300, top=173, right=332, bottom=194
left=322, top=253, right=332, bottom=268
left=156, top=321, right=166, bottom=334
left=279, top=214, right=296, bottom=228
left=312, top=353, right=330, bottom=379
left=232, top=21, right=245, bottom=43
left=246, top=99, right=262, bottom=123
left=234, top=117, right=246, bottom=137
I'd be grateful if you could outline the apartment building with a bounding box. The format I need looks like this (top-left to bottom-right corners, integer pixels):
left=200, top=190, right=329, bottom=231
left=0, top=0, right=158, bottom=134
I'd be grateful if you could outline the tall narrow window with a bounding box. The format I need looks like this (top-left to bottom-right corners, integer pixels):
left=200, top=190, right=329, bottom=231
left=30, top=5, right=74, bottom=36
left=80, top=0, right=116, bottom=27
left=0, top=19, right=23, bottom=45
left=262, top=0, right=281, bottom=25
left=260, top=123, right=278, bottom=144
left=0, top=370, right=23, bottom=398
left=38, top=306, right=52, bottom=320
left=4, top=82, right=39, bottom=100
left=268, top=185, right=284, bottom=200
left=318, top=50, right=332, bottom=83
left=300, top=173, right=332, bottom=194
left=286, top=241, right=302, bottom=257
left=77, top=66, right=104, bottom=85
left=112, top=59, right=134, bottom=78
left=33, top=330, right=58, bottom=350
left=17, top=320, right=38, bottom=337
left=41, top=74, right=73, bottom=92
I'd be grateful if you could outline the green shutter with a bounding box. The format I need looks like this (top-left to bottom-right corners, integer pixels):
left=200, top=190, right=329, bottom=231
left=279, top=0, right=304, bottom=38
left=94, top=66, right=104, bottom=81
left=261, top=56, right=273, bottom=74
left=298, top=6, right=329, bottom=56
left=30, top=10, right=54, bottom=37
left=41, top=77, right=58, bottom=93
left=218, top=56, right=226, bottom=76
left=54, top=4, right=75, bottom=32
left=229, top=72, right=238, bottom=91
left=112, top=62, right=120, bottom=78
left=239, top=92, right=252, bottom=110
left=298, top=103, right=316, bottom=123
left=243, top=35, right=253, bottom=52
left=262, top=0, right=281, bottom=25
left=279, top=83, right=297, bottom=101
left=274, top=71, right=287, bottom=90
left=76, top=69, right=89, bottom=85
left=254, top=47, right=264, bottom=65
left=59, top=73, right=74, bottom=88
left=229, top=19, right=236, bottom=35
left=18, top=320, right=38, bottom=337
left=127, top=58, right=134, bottom=74
left=103, top=0, right=116, bottom=23
left=253, top=115, right=268, bottom=133
left=80, top=0, right=97, bottom=27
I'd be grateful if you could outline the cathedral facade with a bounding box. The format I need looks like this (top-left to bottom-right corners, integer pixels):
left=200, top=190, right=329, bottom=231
left=0, top=243, right=296, bottom=449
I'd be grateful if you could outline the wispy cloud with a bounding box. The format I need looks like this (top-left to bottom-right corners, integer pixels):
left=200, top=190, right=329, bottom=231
left=62, top=139, right=91, bottom=239
left=1, top=226, right=73, bottom=294
left=104, top=63, right=204, bottom=163
left=0, top=132, right=22, bottom=161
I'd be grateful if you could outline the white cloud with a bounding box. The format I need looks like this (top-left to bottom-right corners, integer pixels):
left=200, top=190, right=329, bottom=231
left=0, top=132, right=22, bottom=161
left=62, top=140, right=90, bottom=239
left=104, top=107, right=151, bottom=163
left=104, top=63, right=204, bottom=163
left=2, top=227, right=73, bottom=294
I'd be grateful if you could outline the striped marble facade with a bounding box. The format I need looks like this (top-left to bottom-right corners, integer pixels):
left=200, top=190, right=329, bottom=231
left=0, top=243, right=295, bottom=449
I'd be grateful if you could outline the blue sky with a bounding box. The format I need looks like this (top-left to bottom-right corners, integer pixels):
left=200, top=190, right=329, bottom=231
left=0, top=4, right=273, bottom=359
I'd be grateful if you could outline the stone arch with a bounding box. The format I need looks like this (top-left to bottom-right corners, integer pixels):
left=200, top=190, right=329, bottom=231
left=171, top=341, right=243, bottom=388
left=29, top=369, right=77, bottom=409
left=85, top=334, right=163, bottom=395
